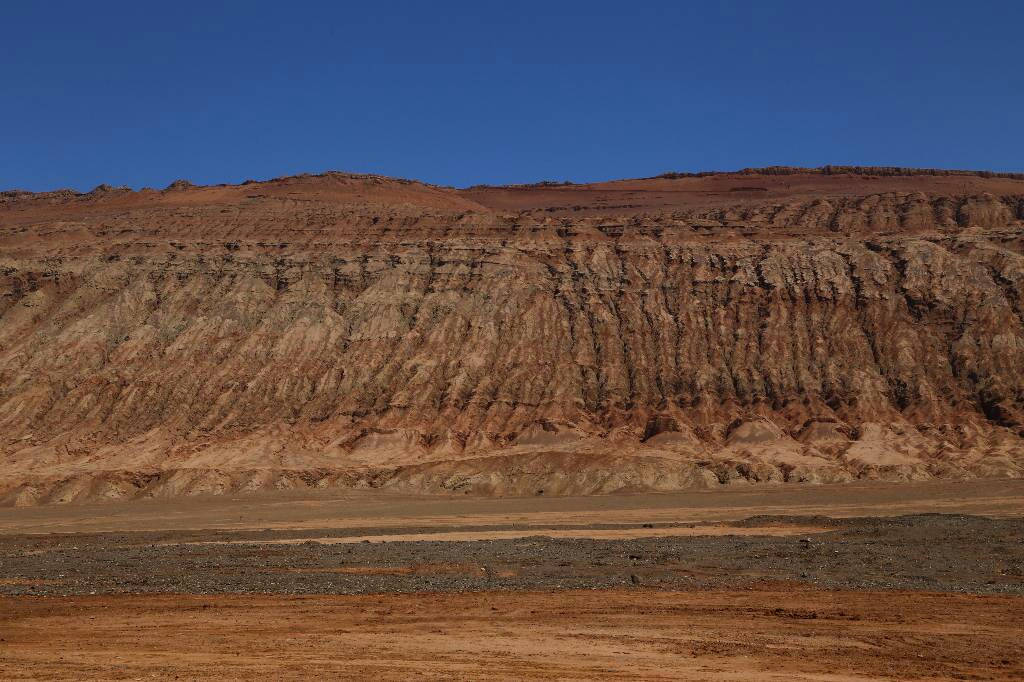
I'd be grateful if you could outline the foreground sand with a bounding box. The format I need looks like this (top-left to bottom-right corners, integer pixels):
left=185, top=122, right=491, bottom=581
left=2, top=481, right=1023, bottom=680
left=3, top=589, right=1022, bottom=681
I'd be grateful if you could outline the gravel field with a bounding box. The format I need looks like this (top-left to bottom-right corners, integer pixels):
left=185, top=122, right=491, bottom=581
left=2, top=514, right=1021, bottom=596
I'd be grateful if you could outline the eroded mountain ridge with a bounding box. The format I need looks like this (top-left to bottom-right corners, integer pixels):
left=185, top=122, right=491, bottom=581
left=2, top=167, right=1023, bottom=504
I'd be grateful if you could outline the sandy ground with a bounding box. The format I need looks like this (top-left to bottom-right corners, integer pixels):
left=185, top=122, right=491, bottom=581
left=189, top=524, right=826, bottom=545
left=3, top=589, right=1022, bottom=681
left=2, top=480, right=1023, bottom=680
left=1, top=479, right=1020, bottom=535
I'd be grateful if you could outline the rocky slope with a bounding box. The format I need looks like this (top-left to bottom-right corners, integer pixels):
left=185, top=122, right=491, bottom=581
left=2, top=168, right=1024, bottom=504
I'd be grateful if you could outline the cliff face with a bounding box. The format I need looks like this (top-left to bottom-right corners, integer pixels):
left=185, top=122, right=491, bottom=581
left=2, top=169, right=1024, bottom=504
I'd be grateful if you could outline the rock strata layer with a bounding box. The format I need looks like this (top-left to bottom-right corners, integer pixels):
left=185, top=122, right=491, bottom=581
left=2, top=168, right=1024, bottom=504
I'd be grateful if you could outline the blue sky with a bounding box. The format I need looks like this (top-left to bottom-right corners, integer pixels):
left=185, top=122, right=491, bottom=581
left=3, top=0, right=1023, bottom=191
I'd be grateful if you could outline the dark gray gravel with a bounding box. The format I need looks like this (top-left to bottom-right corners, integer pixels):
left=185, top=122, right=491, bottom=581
left=1, top=514, right=1021, bottom=596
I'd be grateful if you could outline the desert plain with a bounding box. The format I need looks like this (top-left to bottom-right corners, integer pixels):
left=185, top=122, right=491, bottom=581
left=2, top=481, right=1023, bottom=680
left=2, top=167, right=1024, bottom=679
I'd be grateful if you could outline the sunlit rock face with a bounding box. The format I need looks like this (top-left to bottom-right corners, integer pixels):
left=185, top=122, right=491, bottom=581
left=3, top=167, right=1024, bottom=503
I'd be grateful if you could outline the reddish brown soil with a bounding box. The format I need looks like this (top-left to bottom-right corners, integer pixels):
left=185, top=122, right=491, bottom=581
left=1, top=479, right=1018, bottom=535
left=2, top=588, right=1021, bottom=681
left=461, top=167, right=1024, bottom=216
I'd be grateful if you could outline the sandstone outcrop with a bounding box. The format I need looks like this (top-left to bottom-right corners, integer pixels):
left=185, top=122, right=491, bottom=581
left=2, top=168, right=1023, bottom=504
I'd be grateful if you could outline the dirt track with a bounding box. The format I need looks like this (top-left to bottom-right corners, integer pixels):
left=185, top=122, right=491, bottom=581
left=3, top=589, right=1022, bottom=681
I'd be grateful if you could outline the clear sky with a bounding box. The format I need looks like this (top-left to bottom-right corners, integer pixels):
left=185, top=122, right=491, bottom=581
left=3, top=0, right=1023, bottom=191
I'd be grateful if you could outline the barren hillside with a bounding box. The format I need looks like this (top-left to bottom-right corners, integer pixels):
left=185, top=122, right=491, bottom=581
left=2, top=167, right=1024, bottom=504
